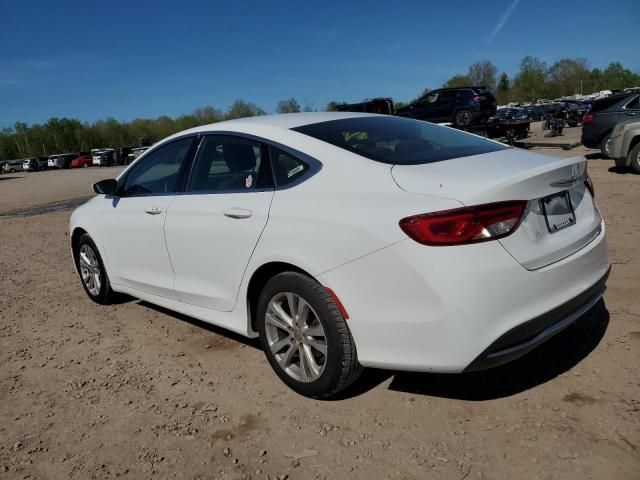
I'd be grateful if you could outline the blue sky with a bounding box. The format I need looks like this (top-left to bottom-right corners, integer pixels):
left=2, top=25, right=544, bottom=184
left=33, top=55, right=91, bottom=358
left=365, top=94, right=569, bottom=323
left=1, top=0, right=638, bottom=126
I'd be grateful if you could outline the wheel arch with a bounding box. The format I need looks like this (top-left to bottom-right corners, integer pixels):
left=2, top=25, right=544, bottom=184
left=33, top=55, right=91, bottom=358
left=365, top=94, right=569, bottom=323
left=600, top=128, right=613, bottom=142
left=245, top=261, right=316, bottom=334
left=627, top=134, right=640, bottom=160
left=71, top=226, right=88, bottom=265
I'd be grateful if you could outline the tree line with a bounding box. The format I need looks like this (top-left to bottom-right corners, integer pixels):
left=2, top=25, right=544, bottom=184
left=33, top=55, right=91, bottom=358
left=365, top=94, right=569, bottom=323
left=440, top=57, right=640, bottom=105
left=0, top=100, right=272, bottom=161
left=0, top=98, right=317, bottom=161
left=2, top=56, right=638, bottom=161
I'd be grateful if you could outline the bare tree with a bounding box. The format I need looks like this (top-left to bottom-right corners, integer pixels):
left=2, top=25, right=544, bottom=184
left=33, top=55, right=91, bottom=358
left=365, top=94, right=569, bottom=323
left=467, top=61, right=498, bottom=90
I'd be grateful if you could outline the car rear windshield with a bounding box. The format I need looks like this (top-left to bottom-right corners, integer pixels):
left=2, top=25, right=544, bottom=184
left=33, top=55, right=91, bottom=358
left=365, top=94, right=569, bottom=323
left=590, top=95, right=632, bottom=112
left=292, top=116, right=507, bottom=165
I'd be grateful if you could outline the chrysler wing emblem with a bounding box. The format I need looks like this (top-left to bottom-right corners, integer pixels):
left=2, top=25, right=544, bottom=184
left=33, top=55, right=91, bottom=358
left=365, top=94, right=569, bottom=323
left=550, top=173, right=586, bottom=188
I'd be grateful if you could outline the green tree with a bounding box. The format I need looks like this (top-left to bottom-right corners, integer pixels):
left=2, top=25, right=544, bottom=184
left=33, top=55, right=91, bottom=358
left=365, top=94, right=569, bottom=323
left=547, top=58, right=590, bottom=98
left=443, top=74, right=469, bottom=88
left=588, top=68, right=604, bottom=93
left=496, top=72, right=511, bottom=105
left=276, top=98, right=301, bottom=113
left=225, top=99, right=266, bottom=119
left=192, top=106, right=223, bottom=124
left=513, top=56, right=548, bottom=102
left=325, top=101, right=344, bottom=111
left=603, top=62, right=640, bottom=91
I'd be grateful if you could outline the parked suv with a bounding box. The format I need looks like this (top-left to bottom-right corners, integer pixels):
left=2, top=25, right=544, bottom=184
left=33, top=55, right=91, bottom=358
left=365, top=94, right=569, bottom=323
left=91, top=148, right=115, bottom=167
left=581, top=93, right=640, bottom=157
left=1, top=160, right=23, bottom=174
left=395, top=87, right=497, bottom=126
left=48, top=153, right=79, bottom=169
left=22, top=157, right=48, bottom=171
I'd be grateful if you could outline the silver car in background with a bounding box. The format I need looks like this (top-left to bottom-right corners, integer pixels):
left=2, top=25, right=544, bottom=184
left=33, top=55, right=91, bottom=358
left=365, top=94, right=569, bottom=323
left=609, top=120, right=640, bottom=173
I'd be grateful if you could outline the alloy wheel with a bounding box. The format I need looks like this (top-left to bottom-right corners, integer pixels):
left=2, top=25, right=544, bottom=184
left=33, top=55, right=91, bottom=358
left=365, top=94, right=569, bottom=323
left=456, top=110, right=472, bottom=126
left=78, top=244, right=102, bottom=296
left=264, top=292, right=327, bottom=383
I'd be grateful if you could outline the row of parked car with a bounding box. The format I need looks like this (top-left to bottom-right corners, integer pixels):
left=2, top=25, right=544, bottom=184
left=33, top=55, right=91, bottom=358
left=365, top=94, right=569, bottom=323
left=495, top=100, right=592, bottom=126
left=0, top=146, right=151, bottom=174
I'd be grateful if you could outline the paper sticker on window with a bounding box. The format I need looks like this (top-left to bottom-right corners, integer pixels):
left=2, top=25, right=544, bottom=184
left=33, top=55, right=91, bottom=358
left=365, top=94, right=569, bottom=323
left=245, top=175, right=253, bottom=188
left=287, top=165, right=304, bottom=178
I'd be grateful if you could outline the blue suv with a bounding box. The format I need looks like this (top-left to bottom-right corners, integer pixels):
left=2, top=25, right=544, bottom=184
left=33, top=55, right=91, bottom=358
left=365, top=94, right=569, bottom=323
left=395, top=87, right=497, bottom=126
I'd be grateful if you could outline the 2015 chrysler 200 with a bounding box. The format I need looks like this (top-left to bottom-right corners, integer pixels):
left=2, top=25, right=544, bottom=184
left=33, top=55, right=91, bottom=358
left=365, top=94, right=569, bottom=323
left=70, top=113, right=610, bottom=398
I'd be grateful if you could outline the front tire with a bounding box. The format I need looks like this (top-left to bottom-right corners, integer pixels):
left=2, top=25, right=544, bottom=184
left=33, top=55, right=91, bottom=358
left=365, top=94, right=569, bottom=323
left=75, top=234, right=114, bottom=304
left=256, top=272, right=362, bottom=399
left=629, top=143, right=640, bottom=174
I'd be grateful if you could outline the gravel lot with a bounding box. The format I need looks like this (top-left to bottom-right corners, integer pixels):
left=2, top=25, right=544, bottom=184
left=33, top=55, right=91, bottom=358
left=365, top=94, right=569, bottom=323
left=1, top=137, right=639, bottom=479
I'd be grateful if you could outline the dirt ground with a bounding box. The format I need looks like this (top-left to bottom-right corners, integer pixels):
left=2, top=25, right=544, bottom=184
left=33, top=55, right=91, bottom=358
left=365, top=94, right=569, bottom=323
left=1, top=137, right=639, bottom=480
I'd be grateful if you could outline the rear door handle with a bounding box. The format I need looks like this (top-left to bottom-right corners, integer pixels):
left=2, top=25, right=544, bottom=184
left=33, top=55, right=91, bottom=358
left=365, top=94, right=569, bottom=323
left=144, top=206, right=163, bottom=215
left=223, top=207, right=252, bottom=219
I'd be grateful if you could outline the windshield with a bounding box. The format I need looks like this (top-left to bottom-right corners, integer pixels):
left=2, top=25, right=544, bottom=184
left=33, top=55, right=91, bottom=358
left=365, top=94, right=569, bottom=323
left=292, top=116, right=507, bottom=165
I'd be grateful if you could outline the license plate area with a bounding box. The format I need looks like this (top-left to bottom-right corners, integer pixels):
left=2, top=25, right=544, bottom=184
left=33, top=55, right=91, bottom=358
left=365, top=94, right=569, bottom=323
left=540, top=191, right=576, bottom=233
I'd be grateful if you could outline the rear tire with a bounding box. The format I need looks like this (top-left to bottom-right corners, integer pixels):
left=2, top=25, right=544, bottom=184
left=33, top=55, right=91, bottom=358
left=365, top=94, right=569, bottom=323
left=629, top=143, right=640, bottom=174
left=74, top=234, right=114, bottom=304
left=256, top=272, right=363, bottom=399
left=454, top=109, right=473, bottom=126
left=600, top=134, right=612, bottom=158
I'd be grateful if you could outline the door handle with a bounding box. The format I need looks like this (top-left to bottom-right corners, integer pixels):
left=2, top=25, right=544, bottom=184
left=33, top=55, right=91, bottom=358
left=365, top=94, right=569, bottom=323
left=223, top=207, right=252, bottom=219
left=144, top=206, right=163, bottom=215
left=624, top=112, right=636, bottom=116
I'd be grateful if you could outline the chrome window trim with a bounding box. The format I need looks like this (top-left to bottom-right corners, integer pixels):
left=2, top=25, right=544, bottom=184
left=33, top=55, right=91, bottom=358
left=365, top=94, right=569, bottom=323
left=178, top=130, right=323, bottom=196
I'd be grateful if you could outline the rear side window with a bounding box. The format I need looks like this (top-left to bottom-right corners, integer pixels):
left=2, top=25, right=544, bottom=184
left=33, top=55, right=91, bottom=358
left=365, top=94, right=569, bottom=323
left=269, top=146, right=309, bottom=186
left=625, top=96, right=639, bottom=110
left=590, top=95, right=630, bottom=112
left=293, top=116, right=507, bottom=165
left=187, top=135, right=273, bottom=192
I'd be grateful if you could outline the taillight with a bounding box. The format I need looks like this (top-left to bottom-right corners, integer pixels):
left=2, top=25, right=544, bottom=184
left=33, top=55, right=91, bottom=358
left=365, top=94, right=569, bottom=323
left=472, top=96, right=479, bottom=102
left=582, top=113, right=594, bottom=123
left=399, top=201, right=527, bottom=246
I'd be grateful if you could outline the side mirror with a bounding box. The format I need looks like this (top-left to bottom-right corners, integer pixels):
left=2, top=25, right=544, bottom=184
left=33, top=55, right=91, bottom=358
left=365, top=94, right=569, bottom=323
left=93, top=179, right=118, bottom=196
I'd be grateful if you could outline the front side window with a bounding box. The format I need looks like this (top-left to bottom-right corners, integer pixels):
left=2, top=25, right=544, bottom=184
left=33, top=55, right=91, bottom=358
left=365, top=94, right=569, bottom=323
left=123, top=136, right=194, bottom=195
left=187, top=135, right=272, bottom=192
left=293, top=115, right=507, bottom=165
left=421, top=92, right=440, bottom=104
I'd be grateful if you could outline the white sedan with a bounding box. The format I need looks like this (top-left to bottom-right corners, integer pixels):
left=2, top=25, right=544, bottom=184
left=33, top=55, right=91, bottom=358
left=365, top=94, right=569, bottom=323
left=70, top=112, right=610, bottom=398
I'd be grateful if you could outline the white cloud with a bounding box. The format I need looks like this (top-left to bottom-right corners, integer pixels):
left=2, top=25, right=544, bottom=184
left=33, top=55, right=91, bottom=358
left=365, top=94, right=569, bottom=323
left=488, top=0, right=521, bottom=44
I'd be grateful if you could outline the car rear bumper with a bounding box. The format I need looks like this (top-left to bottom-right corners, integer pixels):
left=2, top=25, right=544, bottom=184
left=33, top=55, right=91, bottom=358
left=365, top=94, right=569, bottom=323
left=464, top=266, right=609, bottom=371
left=318, top=222, right=610, bottom=372
left=581, top=133, right=601, bottom=149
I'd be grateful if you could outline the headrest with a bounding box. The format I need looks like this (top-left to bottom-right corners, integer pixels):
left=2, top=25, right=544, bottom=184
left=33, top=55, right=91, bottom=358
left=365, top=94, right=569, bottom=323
left=223, top=143, right=257, bottom=172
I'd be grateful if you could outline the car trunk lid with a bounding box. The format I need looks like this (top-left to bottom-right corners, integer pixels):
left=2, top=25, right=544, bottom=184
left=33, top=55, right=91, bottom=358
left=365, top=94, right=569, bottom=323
left=391, top=149, right=602, bottom=270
